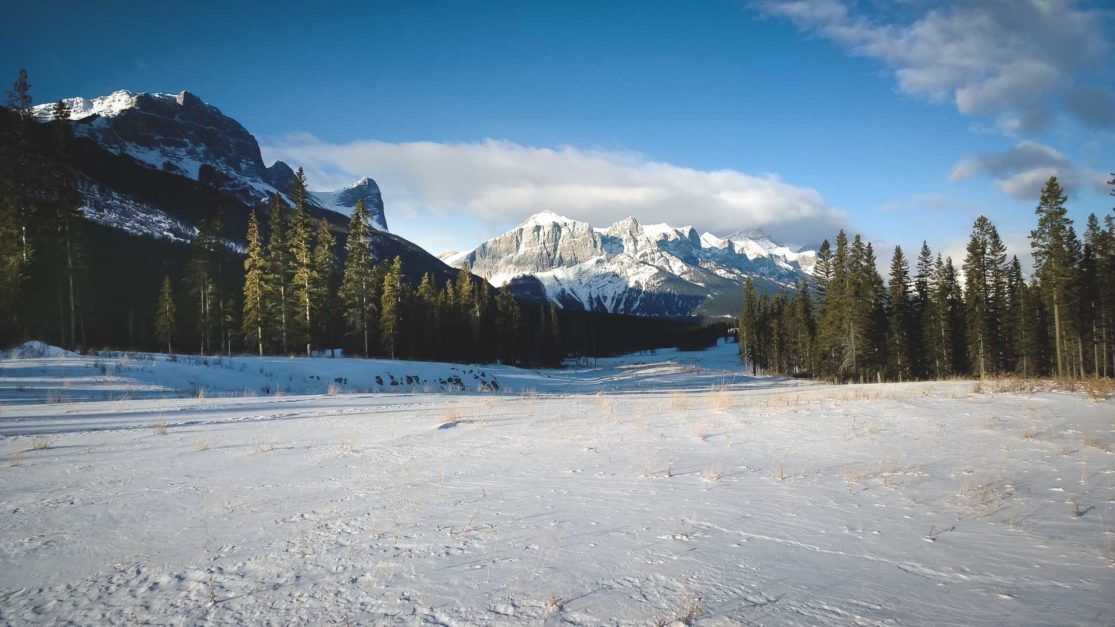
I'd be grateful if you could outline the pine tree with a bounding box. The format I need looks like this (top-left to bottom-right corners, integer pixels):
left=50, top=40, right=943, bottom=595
left=242, top=210, right=268, bottom=356
left=740, top=278, right=760, bottom=374
left=0, top=69, right=34, bottom=334
left=265, top=195, right=292, bottom=353
left=339, top=199, right=376, bottom=356
left=912, top=241, right=934, bottom=378
left=155, top=276, right=176, bottom=353
left=417, top=272, right=440, bottom=359
left=311, top=219, right=338, bottom=353
left=963, top=216, right=1008, bottom=378
left=288, top=189, right=314, bottom=356
left=1030, top=176, right=1075, bottom=377
left=380, top=256, right=403, bottom=359
left=185, top=213, right=224, bottom=354
left=495, top=285, right=522, bottom=365
left=813, top=239, right=833, bottom=302
left=886, top=246, right=912, bottom=381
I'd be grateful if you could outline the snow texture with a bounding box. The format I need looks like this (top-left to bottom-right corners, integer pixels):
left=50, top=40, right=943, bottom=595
left=1, top=341, right=1112, bottom=624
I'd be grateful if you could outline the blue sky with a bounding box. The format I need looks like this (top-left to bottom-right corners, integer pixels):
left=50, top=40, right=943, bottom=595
left=5, top=0, right=1113, bottom=265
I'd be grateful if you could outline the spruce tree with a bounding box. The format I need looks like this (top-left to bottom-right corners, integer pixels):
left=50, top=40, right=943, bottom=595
left=242, top=210, right=267, bottom=356
left=311, top=219, right=337, bottom=353
left=740, top=278, right=760, bottom=374
left=886, top=246, right=912, bottom=381
left=912, top=241, right=934, bottom=377
left=185, top=213, right=224, bottom=354
left=266, top=195, right=292, bottom=353
left=417, top=272, right=440, bottom=359
left=155, top=276, right=176, bottom=353
left=380, top=256, right=403, bottom=359
left=963, top=216, right=1008, bottom=378
left=339, top=199, right=376, bottom=356
left=288, top=192, right=314, bottom=356
left=1030, top=176, right=1075, bottom=377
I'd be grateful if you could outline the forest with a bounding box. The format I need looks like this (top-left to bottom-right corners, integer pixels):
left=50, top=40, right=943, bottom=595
left=739, top=176, right=1115, bottom=382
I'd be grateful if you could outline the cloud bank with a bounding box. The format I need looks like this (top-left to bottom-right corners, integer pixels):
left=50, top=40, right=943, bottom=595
left=754, top=0, right=1111, bottom=131
left=950, top=141, right=1108, bottom=200
left=261, top=136, right=847, bottom=247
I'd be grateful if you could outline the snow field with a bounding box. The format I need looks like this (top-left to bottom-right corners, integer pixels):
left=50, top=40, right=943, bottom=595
left=0, top=343, right=1113, bottom=624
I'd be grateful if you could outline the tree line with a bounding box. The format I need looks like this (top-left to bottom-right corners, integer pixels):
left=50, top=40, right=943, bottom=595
left=740, top=176, right=1115, bottom=382
left=0, top=69, right=86, bottom=348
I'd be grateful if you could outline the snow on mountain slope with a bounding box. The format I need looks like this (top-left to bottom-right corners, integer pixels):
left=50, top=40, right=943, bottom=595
left=310, top=177, right=388, bottom=231
left=451, top=213, right=815, bottom=317
left=33, top=90, right=386, bottom=229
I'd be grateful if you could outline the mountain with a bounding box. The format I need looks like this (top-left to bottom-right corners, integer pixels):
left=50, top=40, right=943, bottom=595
left=444, top=211, right=816, bottom=318
left=32, top=90, right=389, bottom=234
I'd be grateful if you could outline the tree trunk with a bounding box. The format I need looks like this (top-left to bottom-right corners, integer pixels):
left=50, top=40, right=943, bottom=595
left=1053, top=298, right=1063, bottom=377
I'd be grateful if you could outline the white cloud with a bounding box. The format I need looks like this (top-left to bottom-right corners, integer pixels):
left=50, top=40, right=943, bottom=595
left=950, top=140, right=1108, bottom=200
left=754, top=0, right=1111, bottom=130
left=261, top=135, right=847, bottom=248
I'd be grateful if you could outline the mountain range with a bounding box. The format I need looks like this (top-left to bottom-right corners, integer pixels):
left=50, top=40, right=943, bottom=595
left=442, top=211, right=815, bottom=317
left=28, top=88, right=813, bottom=320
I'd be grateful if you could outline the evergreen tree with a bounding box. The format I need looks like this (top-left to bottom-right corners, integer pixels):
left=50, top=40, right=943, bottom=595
left=886, top=246, right=912, bottom=381
left=288, top=191, right=314, bottom=356
left=912, top=241, right=934, bottom=377
left=740, top=278, right=760, bottom=374
left=339, top=199, right=376, bottom=356
left=242, top=210, right=267, bottom=355
left=1030, top=176, right=1075, bottom=377
left=155, top=276, right=176, bottom=353
left=0, top=69, right=34, bottom=335
left=185, top=213, right=224, bottom=354
left=380, top=256, right=403, bottom=359
left=962, top=216, right=1008, bottom=378
left=495, top=285, right=522, bottom=365
left=416, top=272, right=440, bottom=359
left=311, top=219, right=338, bottom=353
left=813, top=239, right=833, bottom=302
left=266, top=195, right=292, bottom=353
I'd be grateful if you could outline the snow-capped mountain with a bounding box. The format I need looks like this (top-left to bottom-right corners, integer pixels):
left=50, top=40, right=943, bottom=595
left=32, top=90, right=388, bottom=231
left=444, top=211, right=816, bottom=317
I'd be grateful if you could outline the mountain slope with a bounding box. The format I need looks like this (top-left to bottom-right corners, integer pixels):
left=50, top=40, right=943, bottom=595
left=32, top=90, right=389, bottom=232
left=446, top=212, right=816, bottom=317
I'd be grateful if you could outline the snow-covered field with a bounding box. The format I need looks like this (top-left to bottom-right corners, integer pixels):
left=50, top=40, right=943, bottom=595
left=1, top=341, right=1112, bottom=624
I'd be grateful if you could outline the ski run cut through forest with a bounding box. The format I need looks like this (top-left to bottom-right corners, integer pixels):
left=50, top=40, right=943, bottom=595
left=1, top=340, right=1113, bottom=624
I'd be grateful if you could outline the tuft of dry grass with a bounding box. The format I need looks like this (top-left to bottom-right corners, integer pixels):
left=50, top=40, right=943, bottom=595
left=703, top=465, right=722, bottom=482
left=545, top=591, right=563, bottom=613
left=843, top=467, right=865, bottom=490
left=32, top=436, right=53, bottom=450
left=1083, top=436, right=1112, bottom=453
left=440, top=408, right=462, bottom=425
left=669, top=391, right=688, bottom=411
left=45, top=390, right=69, bottom=405
left=153, top=420, right=168, bottom=436
left=10, top=445, right=24, bottom=467
left=326, top=382, right=341, bottom=396
left=710, top=388, right=733, bottom=411
left=194, top=434, right=209, bottom=451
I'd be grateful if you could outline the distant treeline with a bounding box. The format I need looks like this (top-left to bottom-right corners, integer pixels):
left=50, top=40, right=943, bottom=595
left=0, top=69, right=723, bottom=366
left=740, top=175, right=1115, bottom=382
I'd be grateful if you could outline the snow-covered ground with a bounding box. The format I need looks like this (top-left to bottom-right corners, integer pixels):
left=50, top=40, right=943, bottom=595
left=1, top=342, right=1112, bottom=624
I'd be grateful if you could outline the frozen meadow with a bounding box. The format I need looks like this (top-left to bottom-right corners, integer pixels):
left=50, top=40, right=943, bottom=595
left=0, top=341, right=1112, bottom=625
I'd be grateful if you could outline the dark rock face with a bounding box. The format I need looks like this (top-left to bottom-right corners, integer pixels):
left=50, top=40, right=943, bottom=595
left=71, top=91, right=272, bottom=206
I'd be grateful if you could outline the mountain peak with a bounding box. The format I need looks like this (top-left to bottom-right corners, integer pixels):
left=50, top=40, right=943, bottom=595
left=520, top=210, right=581, bottom=227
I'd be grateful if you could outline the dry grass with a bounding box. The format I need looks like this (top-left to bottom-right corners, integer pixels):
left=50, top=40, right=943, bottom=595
left=669, top=392, right=688, bottom=411
left=195, top=387, right=206, bottom=401
left=326, top=382, right=341, bottom=396
left=1082, top=436, right=1112, bottom=453
left=440, top=408, right=462, bottom=425
left=252, top=439, right=275, bottom=454
left=194, top=434, right=209, bottom=451
left=843, top=466, right=865, bottom=490
left=702, top=465, right=722, bottom=482
left=152, top=420, right=168, bottom=436
left=45, top=390, right=69, bottom=405
left=10, top=445, right=24, bottom=467
left=32, top=436, right=53, bottom=450
left=693, top=422, right=710, bottom=441
left=710, top=388, right=733, bottom=411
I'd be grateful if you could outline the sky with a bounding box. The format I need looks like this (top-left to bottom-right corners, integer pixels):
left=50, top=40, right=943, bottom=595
left=4, top=0, right=1114, bottom=268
